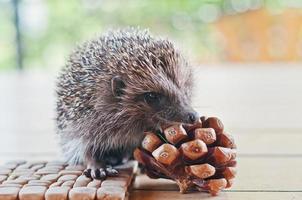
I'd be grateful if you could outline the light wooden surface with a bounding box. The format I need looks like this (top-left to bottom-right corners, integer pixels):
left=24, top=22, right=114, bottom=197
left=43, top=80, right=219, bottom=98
left=1, top=64, right=302, bottom=199
left=130, top=191, right=302, bottom=200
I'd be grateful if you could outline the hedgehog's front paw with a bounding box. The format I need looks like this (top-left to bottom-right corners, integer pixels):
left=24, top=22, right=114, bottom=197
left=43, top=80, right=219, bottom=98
left=105, top=165, right=119, bottom=176
left=83, top=165, right=118, bottom=180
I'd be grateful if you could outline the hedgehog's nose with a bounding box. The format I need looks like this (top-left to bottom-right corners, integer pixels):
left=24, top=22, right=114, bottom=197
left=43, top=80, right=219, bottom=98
left=187, top=112, right=199, bottom=124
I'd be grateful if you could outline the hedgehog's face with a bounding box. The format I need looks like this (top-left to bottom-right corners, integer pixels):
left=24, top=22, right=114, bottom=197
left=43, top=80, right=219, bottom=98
left=111, top=74, right=199, bottom=130
left=140, top=91, right=199, bottom=126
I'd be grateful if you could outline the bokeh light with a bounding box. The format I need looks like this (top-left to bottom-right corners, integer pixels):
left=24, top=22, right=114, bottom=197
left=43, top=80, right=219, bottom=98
left=1, top=0, right=302, bottom=70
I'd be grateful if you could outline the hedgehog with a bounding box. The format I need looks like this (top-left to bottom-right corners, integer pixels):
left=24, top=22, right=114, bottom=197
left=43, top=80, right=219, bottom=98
left=56, top=28, right=199, bottom=179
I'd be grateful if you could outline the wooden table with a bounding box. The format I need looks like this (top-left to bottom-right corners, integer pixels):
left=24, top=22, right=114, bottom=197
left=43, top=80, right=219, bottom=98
left=1, top=64, right=302, bottom=199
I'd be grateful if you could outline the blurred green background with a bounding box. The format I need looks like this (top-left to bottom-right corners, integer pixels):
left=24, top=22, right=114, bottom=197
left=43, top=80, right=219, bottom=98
left=1, top=0, right=302, bottom=71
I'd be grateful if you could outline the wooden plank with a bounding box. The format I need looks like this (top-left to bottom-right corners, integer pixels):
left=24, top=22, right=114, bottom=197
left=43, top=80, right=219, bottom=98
left=133, top=175, right=178, bottom=191
left=1, top=128, right=302, bottom=156
left=133, top=157, right=302, bottom=191
left=130, top=191, right=302, bottom=200
left=191, top=66, right=302, bottom=130
left=0, top=155, right=61, bottom=163
left=233, top=157, right=302, bottom=191
left=0, top=132, right=60, bottom=154
left=233, top=133, right=302, bottom=155
left=1, top=66, right=302, bottom=135
left=229, top=128, right=302, bottom=135
left=0, top=72, right=56, bottom=134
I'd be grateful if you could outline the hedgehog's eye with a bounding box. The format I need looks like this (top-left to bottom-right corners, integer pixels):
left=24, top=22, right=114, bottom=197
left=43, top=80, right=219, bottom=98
left=144, top=92, right=161, bottom=107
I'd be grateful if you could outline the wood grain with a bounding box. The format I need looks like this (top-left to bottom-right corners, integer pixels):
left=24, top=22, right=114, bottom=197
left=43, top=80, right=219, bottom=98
left=133, top=157, right=302, bottom=191
left=130, top=191, right=302, bottom=200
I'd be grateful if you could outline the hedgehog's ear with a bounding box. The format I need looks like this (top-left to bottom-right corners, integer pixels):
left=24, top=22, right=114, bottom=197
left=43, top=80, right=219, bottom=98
left=111, top=76, right=126, bottom=97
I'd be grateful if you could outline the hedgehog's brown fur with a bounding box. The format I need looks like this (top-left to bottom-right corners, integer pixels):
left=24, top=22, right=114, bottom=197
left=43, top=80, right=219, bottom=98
left=56, top=28, right=198, bottom=177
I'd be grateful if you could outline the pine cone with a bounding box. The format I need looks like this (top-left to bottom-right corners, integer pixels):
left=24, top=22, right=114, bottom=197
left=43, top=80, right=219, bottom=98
left=134, top=117, right=237, bottom=196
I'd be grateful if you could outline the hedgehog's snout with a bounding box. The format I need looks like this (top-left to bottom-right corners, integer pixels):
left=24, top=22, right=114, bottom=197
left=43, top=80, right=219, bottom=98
left=177, top=107, right=199, bottom=125
left=158, top=105, right=199, bottom=126
left=186, top=111, right=199, bottom=124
